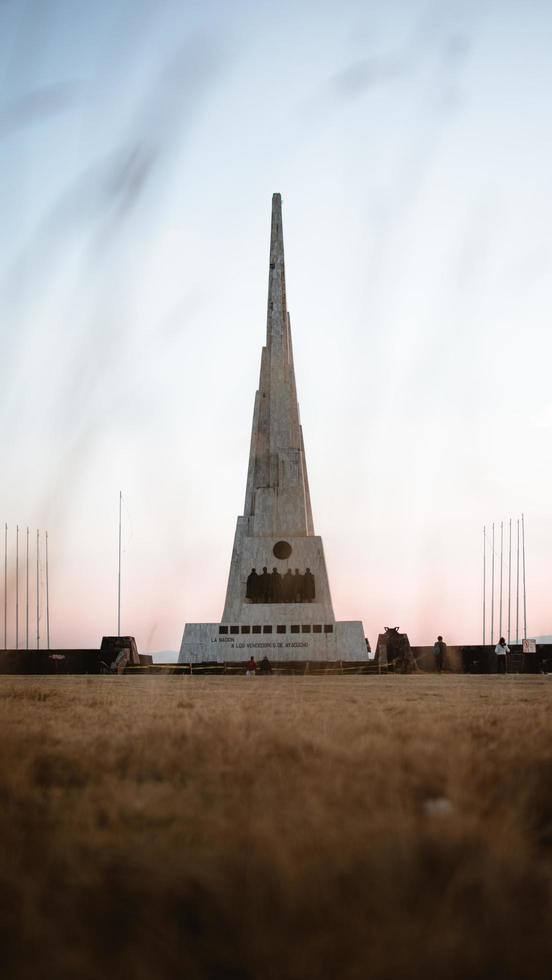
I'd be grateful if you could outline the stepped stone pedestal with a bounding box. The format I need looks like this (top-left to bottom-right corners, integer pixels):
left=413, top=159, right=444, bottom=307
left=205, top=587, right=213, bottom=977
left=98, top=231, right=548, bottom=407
left=179, top=194, right=367, bottom=664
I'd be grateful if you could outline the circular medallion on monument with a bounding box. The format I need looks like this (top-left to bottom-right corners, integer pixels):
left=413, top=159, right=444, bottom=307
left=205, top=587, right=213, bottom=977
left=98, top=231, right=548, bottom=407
left=273, top=540, right=292, bottom=560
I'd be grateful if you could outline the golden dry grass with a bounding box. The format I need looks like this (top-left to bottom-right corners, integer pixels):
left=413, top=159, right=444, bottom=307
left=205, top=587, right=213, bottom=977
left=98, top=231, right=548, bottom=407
left=1, top=674, right=552, bottom=980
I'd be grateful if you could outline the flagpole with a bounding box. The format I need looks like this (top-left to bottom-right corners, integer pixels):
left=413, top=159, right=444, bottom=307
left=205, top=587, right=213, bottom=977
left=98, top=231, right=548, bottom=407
left=490, top=522, right=495, bottom=645
left=499, top=520, right=503, bottom=640
left=516, top=519, right=520, bottom=644
left=507, top=518, right=512, bottom=645
left=482, top=526, right=486, bottom=645
left=16, top=525, right=19, bottom=650
left=45, top=530, right=50, bottom=651
left=36, top=530, right=40, bottom=650
left=3, top=523, right=7, bottom=650
left=26, top=527, right=29, bottom=650
left=522, top=513, right=527, bottom=641
left=117, top=491, right=122, bottom=637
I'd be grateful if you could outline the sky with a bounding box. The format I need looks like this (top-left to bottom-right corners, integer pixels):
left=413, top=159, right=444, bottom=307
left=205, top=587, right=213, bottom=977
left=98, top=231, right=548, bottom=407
left=1, top=0, right=551, bottom=654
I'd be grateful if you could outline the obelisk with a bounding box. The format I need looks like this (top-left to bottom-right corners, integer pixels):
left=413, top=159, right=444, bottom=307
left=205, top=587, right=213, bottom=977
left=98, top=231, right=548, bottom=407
left=179, top=195, right=366, bottom=662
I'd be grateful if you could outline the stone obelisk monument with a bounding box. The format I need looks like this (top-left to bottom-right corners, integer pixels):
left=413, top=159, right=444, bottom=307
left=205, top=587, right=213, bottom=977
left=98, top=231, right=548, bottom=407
left=179, top=194, right=366, bottom=662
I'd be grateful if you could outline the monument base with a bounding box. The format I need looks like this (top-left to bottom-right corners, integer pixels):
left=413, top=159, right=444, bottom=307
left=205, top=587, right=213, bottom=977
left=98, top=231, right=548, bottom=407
left=179, top=621, right=367, bottom=664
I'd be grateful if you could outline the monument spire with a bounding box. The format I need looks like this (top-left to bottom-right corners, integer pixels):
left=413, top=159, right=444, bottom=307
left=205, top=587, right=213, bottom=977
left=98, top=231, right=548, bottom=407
left=266, top=191, right=288, bottom=346
left=180, top=193, right=367, bottom=663
left=243, top=193, right=314, bottom=538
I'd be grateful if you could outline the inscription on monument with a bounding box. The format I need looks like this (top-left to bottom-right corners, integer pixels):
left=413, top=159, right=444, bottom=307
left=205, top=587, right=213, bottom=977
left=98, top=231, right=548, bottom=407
left=210, top=636, right=311, bottom=651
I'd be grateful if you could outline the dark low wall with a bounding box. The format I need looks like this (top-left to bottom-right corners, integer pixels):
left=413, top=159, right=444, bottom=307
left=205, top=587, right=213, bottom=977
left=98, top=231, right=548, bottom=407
left=411, top=644, right=552, bottom=673
left=2, top=648, right=548, bottom=676
left=412, top=646, right=464, bottom=672
left=0, top=642, right=152, bottom=675
left=0, top=650, right=105, bottom=674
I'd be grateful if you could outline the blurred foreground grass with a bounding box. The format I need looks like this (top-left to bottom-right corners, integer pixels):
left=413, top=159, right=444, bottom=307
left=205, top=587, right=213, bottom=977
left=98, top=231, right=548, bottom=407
left=1, top=675, right=552, bottom=980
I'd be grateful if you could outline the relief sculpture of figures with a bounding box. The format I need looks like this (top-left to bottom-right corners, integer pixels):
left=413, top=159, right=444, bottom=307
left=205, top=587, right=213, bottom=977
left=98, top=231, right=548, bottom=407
left=303, top=567, right=315, bottom=602
left=293, top=569, right=303, bottom=602
left=260, top=566, right=270, bottom=603
left=246, top=568, right=260, bottom=602
left=245, top=567, right=316, bottom=603
left=282, top=569, right=294, bottom=602
left=270, top=567, right=282, bottom=602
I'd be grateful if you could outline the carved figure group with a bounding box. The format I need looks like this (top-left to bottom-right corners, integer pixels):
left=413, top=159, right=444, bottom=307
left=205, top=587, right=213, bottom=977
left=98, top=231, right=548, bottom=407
left=246, top=567, right=316, bottom=603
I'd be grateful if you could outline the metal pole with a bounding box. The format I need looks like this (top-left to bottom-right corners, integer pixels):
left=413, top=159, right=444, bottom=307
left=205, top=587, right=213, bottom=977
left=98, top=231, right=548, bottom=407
left=3, top=523, right=7, bottom=650
left=117, top=490, right=122, bottom=637
left=499, top=520, right=503, bottom=640
left=26, top=527, right=29, bottom=650
left=522, top=512, right=527, bottom=641
left=507, top=518, right=512, bottom=645
left=482, top=526, right=486, bottom=645
left=16, top=525, right=19, bottom=650
left=45, top=531, right=50, bottom=651
left=36, top=530, right=40, bottom=650
left=491, top=522, right=495, bottom=645
left=516, top=519, right=520, bottom=645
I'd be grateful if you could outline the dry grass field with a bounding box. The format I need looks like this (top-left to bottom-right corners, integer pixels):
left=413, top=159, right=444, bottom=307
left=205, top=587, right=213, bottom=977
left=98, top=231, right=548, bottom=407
left=1, top=674, right=552, bottom=980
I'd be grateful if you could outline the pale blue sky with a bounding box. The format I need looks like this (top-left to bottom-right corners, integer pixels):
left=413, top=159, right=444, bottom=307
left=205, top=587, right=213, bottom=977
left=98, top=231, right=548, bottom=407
left=1, top=0, right=551, bottom=652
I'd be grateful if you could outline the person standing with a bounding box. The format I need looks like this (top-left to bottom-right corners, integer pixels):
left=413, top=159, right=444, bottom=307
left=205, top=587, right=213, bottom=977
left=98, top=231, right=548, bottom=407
left=245, top=656, right=257, bottom=678
left=433, top=635, right=447, bottom=673
left=495, top=637, right=509, bottom=674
